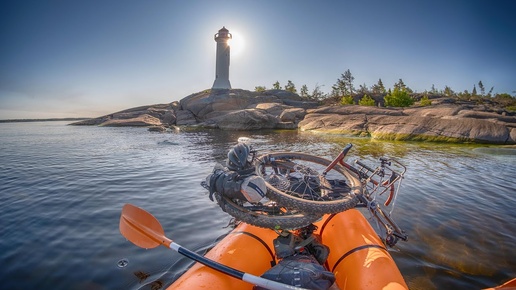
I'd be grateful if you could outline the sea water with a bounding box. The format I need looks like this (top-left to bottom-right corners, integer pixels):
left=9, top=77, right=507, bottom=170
left=0, top=121, right=514, bottom=290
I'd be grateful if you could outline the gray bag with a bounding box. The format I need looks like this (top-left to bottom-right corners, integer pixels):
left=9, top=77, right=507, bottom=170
left=254, top=254, right=335, bottom=290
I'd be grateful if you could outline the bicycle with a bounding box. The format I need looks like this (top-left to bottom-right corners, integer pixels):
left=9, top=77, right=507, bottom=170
left=255, top=143, right=408, bottom=246
left=205, top=142, right=408, bottom=246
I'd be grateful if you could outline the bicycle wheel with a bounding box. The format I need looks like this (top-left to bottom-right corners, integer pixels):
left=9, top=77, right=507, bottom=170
left=255, top=152, right=361, bottom=215
left=214, top=193, right=322, bottom=230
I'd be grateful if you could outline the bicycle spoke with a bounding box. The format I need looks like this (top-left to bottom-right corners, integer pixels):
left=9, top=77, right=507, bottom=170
left=255, top=152, right=360, bottom=215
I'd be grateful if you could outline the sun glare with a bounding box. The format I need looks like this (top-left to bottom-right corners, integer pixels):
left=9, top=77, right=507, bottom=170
left=228, top=31, right=245, bottom=58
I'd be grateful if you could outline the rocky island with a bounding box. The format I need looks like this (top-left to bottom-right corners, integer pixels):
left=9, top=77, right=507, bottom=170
left=71, top=89, right=516, bottom=145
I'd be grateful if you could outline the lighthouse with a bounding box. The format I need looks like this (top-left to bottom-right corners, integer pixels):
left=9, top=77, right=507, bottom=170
left=212, top=26, right=232, bottom=89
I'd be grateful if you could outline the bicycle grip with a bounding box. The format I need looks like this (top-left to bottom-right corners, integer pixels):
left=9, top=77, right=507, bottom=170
left=341, top=143, right=353, bottom=155
left=355, top=160, right=375, bottom=173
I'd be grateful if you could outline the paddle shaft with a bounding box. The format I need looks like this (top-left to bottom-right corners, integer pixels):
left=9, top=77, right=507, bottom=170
left=120, top=204, right=309, bottom=290
left=168, top=241, right=309, bottom=290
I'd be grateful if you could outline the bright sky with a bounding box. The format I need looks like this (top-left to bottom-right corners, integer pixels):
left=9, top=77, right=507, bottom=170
left=1, top=0, right=515, bottom=119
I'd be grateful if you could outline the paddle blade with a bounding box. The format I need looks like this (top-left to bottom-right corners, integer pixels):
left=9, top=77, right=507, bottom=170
left=119, top=204, right=171, bottom=249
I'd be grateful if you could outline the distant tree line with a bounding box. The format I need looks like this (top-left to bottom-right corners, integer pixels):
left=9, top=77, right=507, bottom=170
left=255, top=69, right=516, bottom=111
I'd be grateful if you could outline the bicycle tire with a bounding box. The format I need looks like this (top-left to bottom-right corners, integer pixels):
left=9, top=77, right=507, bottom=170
left=255, top=152, right=361, bottom=215
left=214, top=193, right=322, bottom=230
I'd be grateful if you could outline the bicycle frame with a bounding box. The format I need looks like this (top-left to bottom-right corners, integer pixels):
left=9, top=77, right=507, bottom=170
left=326, top=144, right=408, bottom=247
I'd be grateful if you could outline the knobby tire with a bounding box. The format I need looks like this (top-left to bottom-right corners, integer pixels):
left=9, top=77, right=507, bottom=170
left=214, top=193, right=322, bottom=230
left=255, top=152, right=361, bottom=215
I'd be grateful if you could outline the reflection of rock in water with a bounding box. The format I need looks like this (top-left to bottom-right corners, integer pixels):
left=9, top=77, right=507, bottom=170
left=158, top=140, right=179, bottom=146
left=131, top=269, right=166, bottom=289
left=417, top=225, right=496, bottom=277
left=134, top=271, right=150, bottom=282
left=150, top=280, right=163, bottom=290
left=474, top=147, right=516, bottom=155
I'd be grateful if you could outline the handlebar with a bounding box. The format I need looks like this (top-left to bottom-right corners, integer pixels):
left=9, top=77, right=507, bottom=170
left=355, top=159, right=375, bottom=173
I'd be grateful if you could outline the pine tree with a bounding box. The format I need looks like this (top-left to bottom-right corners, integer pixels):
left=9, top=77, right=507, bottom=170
left=444, top=86, right=454, bottom=96
left=371, top=79, right=386, bottom=94
left=393, top=79, right=413, bottom=93
left=478, top=81, right=485, bottom=96
left=300, top=85, right=309, bottom=98
left=332, top=69, right=355, bottom=97
left=358, top=83, right=369, bottom=94
left=311, top=84, right=325, bottom=100
left=487, top=86, right=494, bottom=97
left=431, top=84, right=437, bottom=94
left=342, top=69, right=355, bottom=95
left=285, top=80, right=297, bottom=93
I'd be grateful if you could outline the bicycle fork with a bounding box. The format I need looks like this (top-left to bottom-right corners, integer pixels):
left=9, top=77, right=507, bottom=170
left=357, top=194, right=408, bottom=247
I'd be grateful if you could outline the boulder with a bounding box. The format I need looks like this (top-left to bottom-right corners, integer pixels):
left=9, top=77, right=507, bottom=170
left=176, top=110, right=197, bottom=126
left=211, top=109, right=278, bottom=130
left=176, top=89, right=318, bottom=130
left=71, top=117, right=109, bottom=125
left=280, top=108, right=306, bottom=122
left=70, top=103, right=177, bottom=126
left=300, top=103, right=516, bottom=144
left=367, top=115, right=510, bottom=143
left=308, top=105, right=404, bottom=116
left=250, top=103, right=289, bottom=116
left=402, top=104, right=463, bottom=118
left=162, top=111, right=177, bottom=125
left=456, top=110, right=516, bottom=123
left=299, top=113, right=368, bottom=135
left=180, top=89, right=316, bottom=120
left=100, top=114, right=162, bottom=127
left=275, top=122, right=298, bottom=129
left=511, top=128, right=516, bottom=143
left=148, top=125, right=167, bottom=132
left=69, top=88, right=516, bottom=144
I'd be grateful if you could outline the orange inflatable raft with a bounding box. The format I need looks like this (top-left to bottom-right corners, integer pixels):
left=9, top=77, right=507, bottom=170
left=169, top=209, right=408, bottom=290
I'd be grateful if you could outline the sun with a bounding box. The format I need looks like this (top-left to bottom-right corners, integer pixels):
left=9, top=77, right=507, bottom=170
left=228, top=31, right=245, bottom=58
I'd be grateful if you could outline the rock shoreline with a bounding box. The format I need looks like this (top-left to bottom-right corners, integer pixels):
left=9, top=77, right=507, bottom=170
left=71, top=89, right=516, bottom=144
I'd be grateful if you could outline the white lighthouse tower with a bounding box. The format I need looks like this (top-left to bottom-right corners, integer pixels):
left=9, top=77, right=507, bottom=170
left=212, top=26, right=232, bottom=89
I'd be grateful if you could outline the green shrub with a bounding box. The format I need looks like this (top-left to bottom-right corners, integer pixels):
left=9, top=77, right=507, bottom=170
left=494, top=93, right=516, bottom=107
left=384, top=88, right=414, bottom=107
left=341, top=95, right=354, bottom=105
left=420, top=95, right=432, bottom=106
left=358, top=94, right=375, bottom=106
left=255, top=86, right=266, bottom=92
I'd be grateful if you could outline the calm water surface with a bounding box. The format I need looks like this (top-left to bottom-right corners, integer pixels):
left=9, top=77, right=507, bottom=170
left=0, top=121, right=514, bottom=290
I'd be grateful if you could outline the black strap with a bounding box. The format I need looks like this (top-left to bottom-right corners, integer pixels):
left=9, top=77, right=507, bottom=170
left=208, top=170, right=225, bottom=201
left=235, top=167, right=256, bottom=178
left=231, top=231, right=277, bottom=267
left=318, top=213, right=337, bottom=238
left=331, top=244, right=387, bottom=272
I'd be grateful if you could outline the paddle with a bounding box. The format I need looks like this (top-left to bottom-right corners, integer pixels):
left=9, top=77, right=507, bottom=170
left=119, top=203, right=309, bottom=290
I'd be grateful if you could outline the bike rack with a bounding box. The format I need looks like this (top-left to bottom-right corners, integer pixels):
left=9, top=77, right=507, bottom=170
left=353, top=157, right=408, bottom=246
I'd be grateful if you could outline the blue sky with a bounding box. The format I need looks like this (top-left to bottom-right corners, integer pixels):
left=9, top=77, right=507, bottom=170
left=1, top=0, right=515, bottom=119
